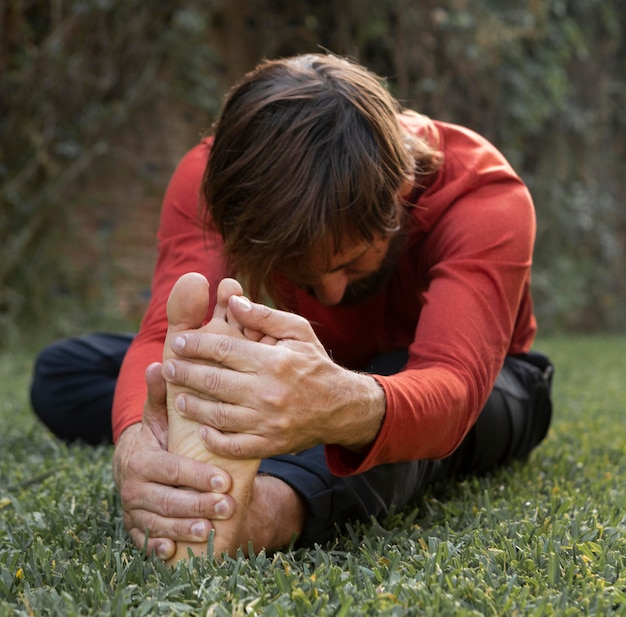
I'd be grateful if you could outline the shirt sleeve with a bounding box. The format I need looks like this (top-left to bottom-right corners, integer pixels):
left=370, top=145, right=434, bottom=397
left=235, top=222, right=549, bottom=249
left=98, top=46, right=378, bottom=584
left=326, top=146, right=537, bottom=474
left=112, top=140, right=228, bottom=442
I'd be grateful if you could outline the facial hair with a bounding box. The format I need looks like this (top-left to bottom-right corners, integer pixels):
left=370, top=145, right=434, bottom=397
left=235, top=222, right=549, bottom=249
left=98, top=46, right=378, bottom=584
left=337, top=229, right=407, bottom=306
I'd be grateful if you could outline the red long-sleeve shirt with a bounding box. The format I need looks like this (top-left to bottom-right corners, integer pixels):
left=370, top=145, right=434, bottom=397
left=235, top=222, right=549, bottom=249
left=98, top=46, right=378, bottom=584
left=112, top=113, right=537, bottom=476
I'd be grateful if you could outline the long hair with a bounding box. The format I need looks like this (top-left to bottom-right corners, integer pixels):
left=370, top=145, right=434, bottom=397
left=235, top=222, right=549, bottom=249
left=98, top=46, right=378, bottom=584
left=202, top=53, right=441, bottom=304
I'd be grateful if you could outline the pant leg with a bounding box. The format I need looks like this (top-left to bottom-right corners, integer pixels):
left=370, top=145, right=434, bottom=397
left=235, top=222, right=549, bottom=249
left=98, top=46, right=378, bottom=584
left=30, top=333, right=134, bottom=444
left=447, top=352, right=554, bottom=475
left=260, top=350, right=554, bottom=546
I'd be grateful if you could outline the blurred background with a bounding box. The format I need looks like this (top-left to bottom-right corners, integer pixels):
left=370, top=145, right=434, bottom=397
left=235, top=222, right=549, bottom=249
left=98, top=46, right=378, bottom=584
left=1, top=0, right=624, bottom=347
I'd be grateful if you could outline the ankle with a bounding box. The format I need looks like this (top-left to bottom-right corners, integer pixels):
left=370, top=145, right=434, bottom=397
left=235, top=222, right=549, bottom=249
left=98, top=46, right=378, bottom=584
left=247, top=475, right=308, bottom=551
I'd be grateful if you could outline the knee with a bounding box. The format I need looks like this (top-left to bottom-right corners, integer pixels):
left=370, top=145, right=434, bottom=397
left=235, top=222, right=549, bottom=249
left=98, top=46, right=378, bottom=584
left=29, top=336, right=118, bottom=444
left=30, top=339, right=75, bottom=425
left=29, top=337, right=99, bottom=432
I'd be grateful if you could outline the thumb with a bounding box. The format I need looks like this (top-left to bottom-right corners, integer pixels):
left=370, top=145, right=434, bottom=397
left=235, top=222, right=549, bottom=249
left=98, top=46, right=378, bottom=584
left=166, top=272, right=210, bottom=334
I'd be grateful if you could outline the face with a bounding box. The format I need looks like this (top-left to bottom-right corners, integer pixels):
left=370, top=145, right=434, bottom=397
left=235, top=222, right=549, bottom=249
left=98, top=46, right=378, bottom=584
left=287, top=180, right=414, bottom=307
left=301, top=229, right=406, bottom=306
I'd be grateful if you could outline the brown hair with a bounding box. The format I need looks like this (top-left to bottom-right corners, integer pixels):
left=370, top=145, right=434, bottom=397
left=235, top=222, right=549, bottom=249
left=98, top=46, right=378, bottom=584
left=202, top=53, right=440, bottom=303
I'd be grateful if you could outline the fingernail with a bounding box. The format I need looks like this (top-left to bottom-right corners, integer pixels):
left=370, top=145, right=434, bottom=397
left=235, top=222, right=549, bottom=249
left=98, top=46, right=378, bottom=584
left=175, top=394, right=186, bottom=413
left=163, top=362, right=175, bottom=379
left=172, top=335, right=186, bottom=353
left=191, top=521, right=207, bottom=540
left=210, top=475, right=226, bottom=491
left=215, top=499, right=230, bottom=518
left=232, top=295, right=252, bottom=311
left=156, top=542, right=169, bottom=558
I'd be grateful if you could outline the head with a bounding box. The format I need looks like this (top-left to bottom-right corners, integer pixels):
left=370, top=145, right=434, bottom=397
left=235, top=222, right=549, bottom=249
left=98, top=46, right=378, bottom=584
left=202, top=53, right=438, bottom=306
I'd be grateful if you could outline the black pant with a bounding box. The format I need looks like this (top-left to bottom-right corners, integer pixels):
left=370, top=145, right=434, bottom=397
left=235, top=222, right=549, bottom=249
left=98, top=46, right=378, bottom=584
left=30, top=334, right=553, bottom=545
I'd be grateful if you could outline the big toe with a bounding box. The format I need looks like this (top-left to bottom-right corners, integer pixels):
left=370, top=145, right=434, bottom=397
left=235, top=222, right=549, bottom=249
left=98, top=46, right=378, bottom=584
left=166, top=272, right=210, bottom=333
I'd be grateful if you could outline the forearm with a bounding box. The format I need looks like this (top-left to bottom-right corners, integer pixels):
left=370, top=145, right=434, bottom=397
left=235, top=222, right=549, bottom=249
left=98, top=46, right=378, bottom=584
left=112, top=338, right=162, bottom=442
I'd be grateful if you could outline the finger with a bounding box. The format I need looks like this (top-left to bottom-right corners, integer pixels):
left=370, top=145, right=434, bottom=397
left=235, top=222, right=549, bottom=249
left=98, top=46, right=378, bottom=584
left=124, top=477, right=235, bottom=520
left=144, top=362, right=167, bottom=413
left=242, top=329, right=279, bottom=344
left=132, top=447, right=233, bottom=495
left=128, top=527, right=176, bottom=561
left=173, top=393, right=257, bottom=434
left=127, top=509, right=216, bottom=543
left=228, top=295, right=315, bottom=342
left=167, top=326, right=290, bottom=374
left=199, top=424, right=277, bottom=460
left=163, top=355, right=259, bottom=404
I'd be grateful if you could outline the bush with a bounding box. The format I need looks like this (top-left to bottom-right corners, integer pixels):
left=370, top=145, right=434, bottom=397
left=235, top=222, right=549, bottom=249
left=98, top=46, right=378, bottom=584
left=1, top=0, right=624, bottom=341
left=0, top=1, right=220, bottom=344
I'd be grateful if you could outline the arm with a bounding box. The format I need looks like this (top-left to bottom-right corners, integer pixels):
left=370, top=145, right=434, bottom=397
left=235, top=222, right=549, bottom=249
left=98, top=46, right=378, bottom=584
left=329, top=174, right=538, bottom=473
left=160, top=173, right=536, bottom=471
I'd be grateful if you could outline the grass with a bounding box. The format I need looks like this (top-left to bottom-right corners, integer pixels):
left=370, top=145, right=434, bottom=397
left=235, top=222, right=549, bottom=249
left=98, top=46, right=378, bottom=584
left=1, top=336, right=625, bottom=616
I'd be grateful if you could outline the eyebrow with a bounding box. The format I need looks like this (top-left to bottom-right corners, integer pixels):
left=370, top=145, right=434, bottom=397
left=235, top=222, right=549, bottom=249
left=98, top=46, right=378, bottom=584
left=326, top=247, right=370, bottom=274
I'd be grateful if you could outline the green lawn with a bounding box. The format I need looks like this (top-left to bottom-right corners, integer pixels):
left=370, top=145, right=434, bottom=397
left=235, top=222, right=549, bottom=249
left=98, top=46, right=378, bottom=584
left=1, top=337, right=625, bottom=616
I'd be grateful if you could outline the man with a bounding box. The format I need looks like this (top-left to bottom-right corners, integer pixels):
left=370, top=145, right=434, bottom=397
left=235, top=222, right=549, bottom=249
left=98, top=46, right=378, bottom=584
left=31, top=53, right=553, bottom=563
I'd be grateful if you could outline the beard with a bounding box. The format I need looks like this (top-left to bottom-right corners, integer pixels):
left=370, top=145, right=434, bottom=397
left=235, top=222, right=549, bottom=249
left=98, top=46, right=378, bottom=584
left=336, top=260, right=396, bottom=306
left=303, top=227, right=408, bottom=307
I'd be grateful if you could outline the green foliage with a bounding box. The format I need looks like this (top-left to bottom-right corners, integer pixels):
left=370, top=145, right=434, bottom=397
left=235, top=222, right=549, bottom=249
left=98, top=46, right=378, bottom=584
left=1, top=337, right=626, bottom=615
left=1, top=1, right=625, bottom=338
left=0, top=1, right=221, bottom=345
left=354, top=1, right=626, bottom=333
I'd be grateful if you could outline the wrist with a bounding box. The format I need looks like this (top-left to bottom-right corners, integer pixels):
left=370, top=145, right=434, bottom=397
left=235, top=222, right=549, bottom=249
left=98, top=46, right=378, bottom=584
left=331, top=372, right=386, bottom=452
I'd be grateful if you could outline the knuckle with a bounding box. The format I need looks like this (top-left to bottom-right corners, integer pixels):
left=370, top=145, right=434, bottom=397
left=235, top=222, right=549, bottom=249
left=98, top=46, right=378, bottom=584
left=272, top=413, right=291, bottom=433
left=256, top=303, right=274, bottom=324
left=226, top=437, right=246, bottom=459
left=211, top=401, right=229, bottom=430
left=187, top=334, right=202, bottom=355
left=213, top=335, right=235, bottom=363
left=162, top=457, right=182, bottom=486
left=272, top=350, right=291, bottom=374
left=126, top=450, right=144, bottom=478
left=202, top=368, right=222, bottom=394
left=172, top=519, right=189, bottom=539
left=142, top=512, right=160, bottom=535
left=263, top=383, right=290, bottom=410
left=160, top=489, right=176, bottom=517
left=190, top=496, right=205, bottom=519
left=119, top=482, right=135, bottom=507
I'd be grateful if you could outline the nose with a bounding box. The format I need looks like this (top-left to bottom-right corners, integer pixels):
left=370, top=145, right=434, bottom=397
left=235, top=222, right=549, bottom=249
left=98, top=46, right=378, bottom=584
left=313, top=271, right=349, bottom=306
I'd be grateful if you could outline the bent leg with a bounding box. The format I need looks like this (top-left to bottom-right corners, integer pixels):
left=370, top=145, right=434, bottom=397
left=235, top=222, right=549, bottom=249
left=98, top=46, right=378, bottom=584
left=259, top=350, right=553, bottom=547
left=445, top=352, right=553, bottom=476
left=259, top=446, right=438, bottom=546
left=30, top=333, right=133, bottom=444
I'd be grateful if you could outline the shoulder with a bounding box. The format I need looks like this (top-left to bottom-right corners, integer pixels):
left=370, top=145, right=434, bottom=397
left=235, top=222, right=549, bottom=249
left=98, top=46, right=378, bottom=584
left=171, top=137, right=214, bottom=182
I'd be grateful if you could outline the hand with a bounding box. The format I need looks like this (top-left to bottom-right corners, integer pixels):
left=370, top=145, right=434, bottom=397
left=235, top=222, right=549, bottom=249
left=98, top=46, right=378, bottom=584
left=161, top=295, right=386, bottom=460
left=112, top=362, right=235, bottom=560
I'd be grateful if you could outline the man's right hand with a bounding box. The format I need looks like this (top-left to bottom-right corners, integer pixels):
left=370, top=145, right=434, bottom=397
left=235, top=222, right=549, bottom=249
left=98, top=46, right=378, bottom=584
left=112, top=361, right=235, bottom=561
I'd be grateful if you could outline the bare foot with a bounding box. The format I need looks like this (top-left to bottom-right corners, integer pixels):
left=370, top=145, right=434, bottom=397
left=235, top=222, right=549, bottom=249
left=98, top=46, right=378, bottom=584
left=163, top=273, right=261, bottom=565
